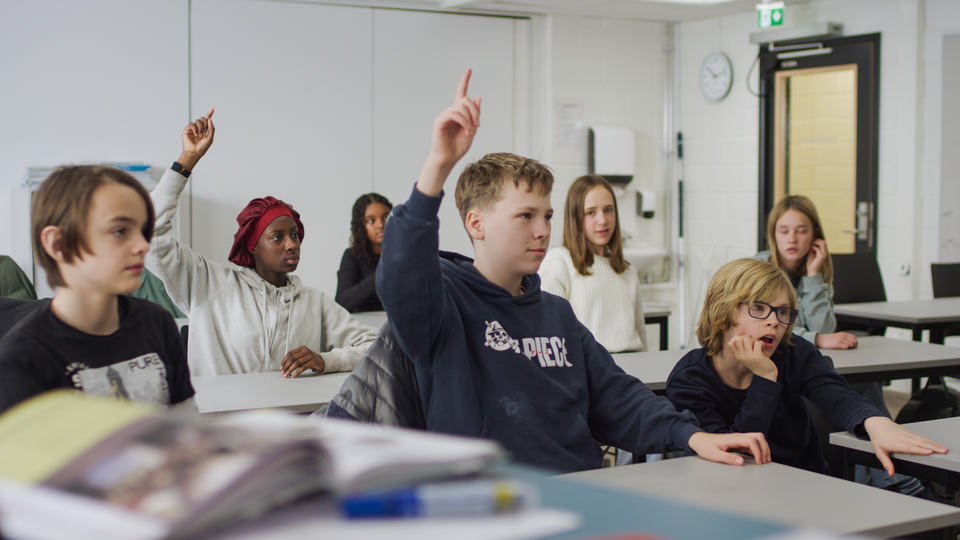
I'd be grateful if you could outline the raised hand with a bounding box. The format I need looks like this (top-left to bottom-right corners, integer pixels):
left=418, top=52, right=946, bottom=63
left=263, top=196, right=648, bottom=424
left=179, top=108, right=215, bottom=172
left=280, top=346, right=325, bottom=378
left=727, top=335, right=778, bottom=382
left=687, top=431, right=772, bottom=466
left=805, top=238, right=828, bottom=276
left=864, top=416, right=948, bottom=477
left=417, top=69, right=482, bottom=197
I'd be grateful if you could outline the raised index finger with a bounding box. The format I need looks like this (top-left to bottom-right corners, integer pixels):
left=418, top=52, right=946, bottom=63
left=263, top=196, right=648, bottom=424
left=456, top=68, right=472, bottom=100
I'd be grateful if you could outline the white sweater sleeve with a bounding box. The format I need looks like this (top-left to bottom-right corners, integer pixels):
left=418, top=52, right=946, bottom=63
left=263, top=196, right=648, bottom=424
left=315, top=292, right=378, bottom=373
left=633, top=267, right=648, bottom=352
left=146, top=168, right=232, bottom=316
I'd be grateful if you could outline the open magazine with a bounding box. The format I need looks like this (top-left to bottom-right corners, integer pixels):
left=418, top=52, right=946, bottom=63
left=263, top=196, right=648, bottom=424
left=0, top=391, right=506, bottom=540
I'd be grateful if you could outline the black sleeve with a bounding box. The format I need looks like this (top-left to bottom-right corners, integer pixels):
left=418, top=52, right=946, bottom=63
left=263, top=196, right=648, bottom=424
left=667, top=362, right=782, bottom=437
left=159, top=310, right=194, bottom=404
left=0, top=336, right=56, bottom=414
left=796, top=343, right=880, bottom=431
left=581, top=322, right=702, bottom=453
left=335, top=248, right=377, bottom=313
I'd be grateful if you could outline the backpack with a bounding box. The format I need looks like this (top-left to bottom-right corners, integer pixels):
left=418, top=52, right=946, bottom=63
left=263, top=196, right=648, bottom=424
left=894, top=384, right=960, bottom=424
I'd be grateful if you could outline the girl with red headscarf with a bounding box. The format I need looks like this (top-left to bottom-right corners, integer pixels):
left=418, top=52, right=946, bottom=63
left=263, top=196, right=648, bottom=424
left=145, top=111, right=376, bottom=377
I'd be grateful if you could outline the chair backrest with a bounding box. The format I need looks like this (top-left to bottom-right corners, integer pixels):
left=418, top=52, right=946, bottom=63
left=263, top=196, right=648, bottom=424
left=830, top=253, right=887, bottom=305
left=931, top=262, right=960, bottom=298
left=0, top=256, right=37, bottom=300
left=325, top=321, right=425, bottom=429
left=179, top=325, right=189, bottom=358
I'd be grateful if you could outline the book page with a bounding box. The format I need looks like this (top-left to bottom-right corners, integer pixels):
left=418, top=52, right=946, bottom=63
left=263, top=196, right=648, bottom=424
left=0, top=390, right=154, bottom=483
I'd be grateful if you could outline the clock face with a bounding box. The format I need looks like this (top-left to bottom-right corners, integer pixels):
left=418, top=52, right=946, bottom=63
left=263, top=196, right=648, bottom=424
left=700, top=52, right=733, bottom=101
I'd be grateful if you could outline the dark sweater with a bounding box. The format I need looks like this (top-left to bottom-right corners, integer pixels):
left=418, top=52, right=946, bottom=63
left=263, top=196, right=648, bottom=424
left=336, top=248, right=383, bottom=313
left=666, top=337, right=879, bottom=474
left=376, top=186, right=702, bottom=473
left=0, top=296, right=194, bottom=414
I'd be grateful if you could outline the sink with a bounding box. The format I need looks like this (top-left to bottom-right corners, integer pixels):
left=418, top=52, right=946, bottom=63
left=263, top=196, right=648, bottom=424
left=622, top=247, right=668, bottom=274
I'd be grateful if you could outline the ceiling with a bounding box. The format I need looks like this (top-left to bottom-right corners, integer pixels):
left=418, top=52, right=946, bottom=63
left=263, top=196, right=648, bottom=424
left=330, top=0, right=801, bottom=22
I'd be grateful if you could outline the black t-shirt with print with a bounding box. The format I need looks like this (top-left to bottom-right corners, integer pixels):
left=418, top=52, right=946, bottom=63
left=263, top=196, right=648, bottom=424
left=0, top=296, right=194, bottom=413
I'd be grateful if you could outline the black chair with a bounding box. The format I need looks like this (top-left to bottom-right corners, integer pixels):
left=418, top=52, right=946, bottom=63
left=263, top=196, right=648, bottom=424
left=322, top=322, right=425, bottom=429
left=802, top=355, right=842, bottom=477
left=931, top=262, right=960, bottom=339
left=803, top=396, right=841, bottom=478
left=831, top=253, right=887, bottom=335
left=931, top=263, right=960, bottom=298
left=180, top=325, right=189, bottom=359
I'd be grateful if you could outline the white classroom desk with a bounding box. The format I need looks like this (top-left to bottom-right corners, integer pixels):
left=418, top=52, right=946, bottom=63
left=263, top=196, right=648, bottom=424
left=612, top=336, right=960, bottom=394
left=835, top=297, right=960, bottom=344
left=831, top=416, right=960, bottom=489
left=825, top=335, right=960, bottom=384
left=190, top=336, right=960, bottom=415
left=562, top=456, right=960, bottom=538
left=192, top=371, right=349, bottom=417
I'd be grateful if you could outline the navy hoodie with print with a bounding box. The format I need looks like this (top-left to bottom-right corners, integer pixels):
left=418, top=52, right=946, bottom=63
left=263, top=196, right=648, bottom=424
left=377, top=186, right=702, bottom=473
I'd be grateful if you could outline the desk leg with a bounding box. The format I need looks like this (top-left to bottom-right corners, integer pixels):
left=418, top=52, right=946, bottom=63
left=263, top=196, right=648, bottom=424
left=912, top=324, right=924, bottom=393
left=838, top=448, right=856, bottom=482
left=913, top=327, right=924, bottom=342
left=931, top=328, right=945, bottom=345
left=660, top=320, right=668, bottom=351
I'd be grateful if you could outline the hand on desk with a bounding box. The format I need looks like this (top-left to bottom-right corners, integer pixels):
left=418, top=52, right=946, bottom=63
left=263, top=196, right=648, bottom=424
left=281, top=346, right=325, bottom=378
left=864, top=416, right=949, bottom=477
left=815, top=331, right=858, bottom=349
left=688, top=431, right=771, bottom=466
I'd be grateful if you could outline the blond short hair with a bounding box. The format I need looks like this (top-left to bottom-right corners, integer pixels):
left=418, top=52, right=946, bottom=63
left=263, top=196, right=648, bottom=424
left=454, top=153, right=554, bottom=224
left=696, top=259, right=798, bottom=357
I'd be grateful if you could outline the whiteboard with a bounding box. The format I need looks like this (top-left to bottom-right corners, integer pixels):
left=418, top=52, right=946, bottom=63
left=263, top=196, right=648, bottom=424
left=190, top=0, right=521, bottom=297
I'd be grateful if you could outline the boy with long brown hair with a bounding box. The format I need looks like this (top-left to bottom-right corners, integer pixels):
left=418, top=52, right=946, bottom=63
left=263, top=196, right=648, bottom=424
left=0, top=166, right=194, bottom=413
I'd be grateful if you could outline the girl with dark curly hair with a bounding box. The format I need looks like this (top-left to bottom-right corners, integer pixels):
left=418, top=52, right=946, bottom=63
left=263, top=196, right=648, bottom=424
left=336, top=193, right=393, bottom=312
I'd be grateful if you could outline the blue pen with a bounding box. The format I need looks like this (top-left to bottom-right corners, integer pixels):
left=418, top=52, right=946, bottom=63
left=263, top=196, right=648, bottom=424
left=340, top=479, right=537, bottom=519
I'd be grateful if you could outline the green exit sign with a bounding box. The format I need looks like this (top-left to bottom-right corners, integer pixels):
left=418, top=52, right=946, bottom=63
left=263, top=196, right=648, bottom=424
left=758, top=8, right=784, bottom=28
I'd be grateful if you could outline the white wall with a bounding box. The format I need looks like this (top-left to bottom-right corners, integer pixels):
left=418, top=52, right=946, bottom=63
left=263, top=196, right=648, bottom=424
left=542, top=15, right=675, bottom=348
left=677, top=0, right=937, bottom=344
left=2, top=0, right=522, bottom=300
left=923, top=1, right=960, bottom=267
left=544, top=15, right=669, bottom=256
left=371, top=9, right=520, bottom=262
left=0, top=0, right=189, bottom=286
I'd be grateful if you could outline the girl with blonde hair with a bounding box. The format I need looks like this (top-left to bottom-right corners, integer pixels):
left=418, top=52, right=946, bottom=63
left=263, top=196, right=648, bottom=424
left=754, top=195, right=857, bottom=349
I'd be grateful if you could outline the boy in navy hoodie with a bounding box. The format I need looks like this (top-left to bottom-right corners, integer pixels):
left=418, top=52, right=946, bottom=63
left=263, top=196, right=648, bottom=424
left=377, top=70, right=770, bottom=473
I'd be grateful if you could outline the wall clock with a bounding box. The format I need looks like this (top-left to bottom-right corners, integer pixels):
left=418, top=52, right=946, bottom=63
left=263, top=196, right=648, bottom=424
left=700, top=52, right=733, bottom=101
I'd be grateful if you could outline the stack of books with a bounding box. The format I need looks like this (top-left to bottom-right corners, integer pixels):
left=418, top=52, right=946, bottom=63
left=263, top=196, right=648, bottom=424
left=0, top=391, right=556, bottom=540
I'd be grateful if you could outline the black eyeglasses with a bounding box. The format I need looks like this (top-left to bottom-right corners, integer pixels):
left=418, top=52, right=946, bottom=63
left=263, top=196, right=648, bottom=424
left=739, top=301, right=799, bottom=325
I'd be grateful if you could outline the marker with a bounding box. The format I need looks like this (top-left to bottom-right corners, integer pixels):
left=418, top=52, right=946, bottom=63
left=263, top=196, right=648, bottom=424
left=340, top=479, right=537, bottom=519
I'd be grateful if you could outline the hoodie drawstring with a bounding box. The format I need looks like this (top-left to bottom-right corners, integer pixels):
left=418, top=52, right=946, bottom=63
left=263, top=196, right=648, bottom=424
left=260, top=281, right=271, bottom=372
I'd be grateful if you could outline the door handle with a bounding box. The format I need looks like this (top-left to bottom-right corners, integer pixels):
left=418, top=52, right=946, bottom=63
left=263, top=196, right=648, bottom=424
left=846, top=202, right=870, bottom=242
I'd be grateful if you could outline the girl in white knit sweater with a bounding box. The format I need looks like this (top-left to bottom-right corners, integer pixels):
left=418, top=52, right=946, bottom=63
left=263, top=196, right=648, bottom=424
left=539, top=175, right=647, bottom=354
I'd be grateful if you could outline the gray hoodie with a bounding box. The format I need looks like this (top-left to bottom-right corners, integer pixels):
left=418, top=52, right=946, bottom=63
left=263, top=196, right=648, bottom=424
left=146, top=169, right=377, bottom=377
